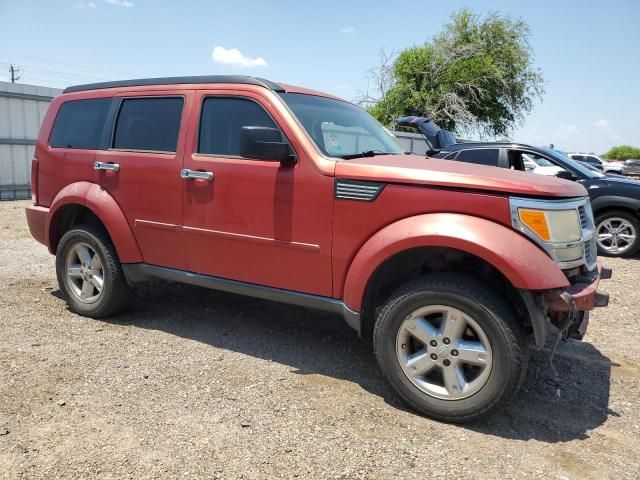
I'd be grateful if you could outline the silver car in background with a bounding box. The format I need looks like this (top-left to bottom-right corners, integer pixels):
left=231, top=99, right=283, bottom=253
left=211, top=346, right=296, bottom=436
left=623, top=159, right=640, bottom=176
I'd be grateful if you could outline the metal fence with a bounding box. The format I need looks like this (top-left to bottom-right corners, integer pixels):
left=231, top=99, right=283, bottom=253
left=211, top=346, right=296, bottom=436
left=0, top=81, right=61, bottom=200
left=392, top=131, right=430, bottom=155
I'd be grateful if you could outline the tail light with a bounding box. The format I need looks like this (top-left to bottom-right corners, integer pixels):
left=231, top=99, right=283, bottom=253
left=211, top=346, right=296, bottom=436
left=31, top=155, right=39, bottom=205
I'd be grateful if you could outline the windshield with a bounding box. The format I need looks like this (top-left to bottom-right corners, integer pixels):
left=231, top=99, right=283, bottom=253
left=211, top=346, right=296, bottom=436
left=539, top=147, right=605, bottom=179
left=279, top=93, right=405, bottom=158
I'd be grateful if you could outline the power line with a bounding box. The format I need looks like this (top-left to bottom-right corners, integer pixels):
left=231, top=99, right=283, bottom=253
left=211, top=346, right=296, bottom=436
left=0, top=62, right=110, bottom=81
left=0, top=50, right=138, bottom=77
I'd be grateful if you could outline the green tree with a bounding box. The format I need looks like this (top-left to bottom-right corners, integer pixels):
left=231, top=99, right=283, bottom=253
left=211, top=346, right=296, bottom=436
left=362, top=9, right=544, bottom=137
left=602, top=145, right=640, bottom=160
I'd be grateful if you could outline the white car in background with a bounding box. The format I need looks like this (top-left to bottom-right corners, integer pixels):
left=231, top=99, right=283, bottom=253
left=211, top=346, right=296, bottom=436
left=568, top=153, right=625, bottom=175
left=522, top=153, right=565, bottom=176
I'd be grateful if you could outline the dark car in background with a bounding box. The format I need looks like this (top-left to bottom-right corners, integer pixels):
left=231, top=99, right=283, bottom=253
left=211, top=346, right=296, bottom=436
left=397, top=116, right=640, bottom=257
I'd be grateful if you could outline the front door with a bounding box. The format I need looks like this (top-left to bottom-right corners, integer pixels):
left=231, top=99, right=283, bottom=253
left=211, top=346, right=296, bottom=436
left=181, top=90, right=333, bottom=296
left=94, top=92, right=192, bottom=269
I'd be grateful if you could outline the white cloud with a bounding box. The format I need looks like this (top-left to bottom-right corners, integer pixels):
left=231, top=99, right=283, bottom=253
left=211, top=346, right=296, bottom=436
left=211, top=46, right=268, bottom=68
left=593, top=119, right=620, bottom=140
left=105, top=0, right=134, bottom=7
left=76, top=1, right=97, bottom=8
left=340, top=26, right=356, bottom=34
left=556, top=123, right=579, bottom=139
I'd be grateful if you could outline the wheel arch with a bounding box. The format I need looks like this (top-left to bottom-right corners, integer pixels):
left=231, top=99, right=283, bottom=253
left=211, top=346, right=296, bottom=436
left=358, top=245, right=533, bottom=340
left=591, top=196, right=640, bottom=218
left=341, top=213, right=569, bottom=335
left=46, top=182, right=142, bottom=263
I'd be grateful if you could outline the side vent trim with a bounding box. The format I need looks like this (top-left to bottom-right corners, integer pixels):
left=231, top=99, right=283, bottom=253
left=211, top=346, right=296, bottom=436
left=335, top=179, right=385, bottom=202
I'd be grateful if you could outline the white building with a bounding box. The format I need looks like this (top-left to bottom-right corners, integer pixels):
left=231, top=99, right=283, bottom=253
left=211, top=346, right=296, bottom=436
left=0, top=81, right=61, bottom=200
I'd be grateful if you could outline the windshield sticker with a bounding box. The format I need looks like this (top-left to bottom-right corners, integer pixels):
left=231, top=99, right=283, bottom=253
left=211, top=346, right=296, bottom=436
left=328, top=133, right=342, bottom=153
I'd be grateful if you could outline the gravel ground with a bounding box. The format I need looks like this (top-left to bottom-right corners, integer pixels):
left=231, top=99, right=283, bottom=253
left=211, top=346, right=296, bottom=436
left=1, top=200, right=639, bottom=479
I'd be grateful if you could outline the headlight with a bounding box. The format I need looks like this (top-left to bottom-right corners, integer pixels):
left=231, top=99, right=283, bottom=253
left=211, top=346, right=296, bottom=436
left=510, top=197, right=594, bottom=268
left=517, top=208, right=581, bottom=242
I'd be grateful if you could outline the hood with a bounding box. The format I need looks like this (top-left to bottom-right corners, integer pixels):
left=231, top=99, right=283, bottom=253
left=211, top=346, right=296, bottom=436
left=335, top=154, right=588, bottom=198
left=604, top=175, right=640, bottom=189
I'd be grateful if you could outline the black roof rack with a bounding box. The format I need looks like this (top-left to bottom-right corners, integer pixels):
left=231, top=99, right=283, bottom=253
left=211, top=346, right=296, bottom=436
left=62, top=75, right=285, bottom=94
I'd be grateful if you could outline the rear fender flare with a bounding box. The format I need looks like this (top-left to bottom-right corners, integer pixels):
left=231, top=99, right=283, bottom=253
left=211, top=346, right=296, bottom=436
left=46, top=181, right=142, bottom=263
left=342, top=213, right=569, bottom=312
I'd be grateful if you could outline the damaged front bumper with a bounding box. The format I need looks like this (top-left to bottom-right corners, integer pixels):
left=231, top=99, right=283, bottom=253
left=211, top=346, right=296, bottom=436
left=520, top=262, right=612, bottom=347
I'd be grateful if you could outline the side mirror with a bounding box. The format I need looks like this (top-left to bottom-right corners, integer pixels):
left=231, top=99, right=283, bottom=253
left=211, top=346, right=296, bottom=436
left=555, top=170, right=577, bottom=181
left=239, top=126, right=295, bottom=165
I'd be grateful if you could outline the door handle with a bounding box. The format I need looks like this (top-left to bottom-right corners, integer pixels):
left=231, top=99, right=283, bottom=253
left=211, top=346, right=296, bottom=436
left=180, top=169, right=214, bottom=181
left=94, top=161, right=120, bottom=172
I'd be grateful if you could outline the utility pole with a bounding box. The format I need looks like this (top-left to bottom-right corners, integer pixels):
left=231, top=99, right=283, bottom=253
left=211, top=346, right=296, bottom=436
left=9, top=65, right=21, bottom=83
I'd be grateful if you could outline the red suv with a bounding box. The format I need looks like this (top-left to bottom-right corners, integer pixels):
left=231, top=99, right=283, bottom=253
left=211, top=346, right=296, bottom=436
left=26, top=76, right=610, bottom=422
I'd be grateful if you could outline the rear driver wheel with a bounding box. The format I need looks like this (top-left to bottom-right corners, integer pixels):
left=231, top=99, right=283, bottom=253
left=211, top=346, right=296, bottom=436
left=56, top=224, right=131, bottom=318
left=373, top=273, right=528, bottom=423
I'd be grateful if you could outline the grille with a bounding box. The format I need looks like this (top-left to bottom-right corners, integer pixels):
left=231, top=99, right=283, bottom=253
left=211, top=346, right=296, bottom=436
left=584, top=237, right=597, bottom=267
left=578, top=206, right=588, bottom=230
left=335, top=180, right=385, bottom=201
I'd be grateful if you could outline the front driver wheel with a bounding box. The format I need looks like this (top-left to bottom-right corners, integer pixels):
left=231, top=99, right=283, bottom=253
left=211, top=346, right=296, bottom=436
left=595, top=211, right=640, bottom=257
left=373, top=273, right=528, bottom=423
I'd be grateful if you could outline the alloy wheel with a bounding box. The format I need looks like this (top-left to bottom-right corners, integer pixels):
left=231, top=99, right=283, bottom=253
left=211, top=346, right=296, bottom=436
left=65, top=242, right=105, bottom=304
left=396, top=305, right=492, bottom=400
left=596, top=217, right=637, bottom=254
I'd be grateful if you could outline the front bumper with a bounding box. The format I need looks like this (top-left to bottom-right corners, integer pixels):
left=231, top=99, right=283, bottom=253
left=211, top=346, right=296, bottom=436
left=522, top=262, right=611, bottom=346
left=547, top=262, right=610, bottom=313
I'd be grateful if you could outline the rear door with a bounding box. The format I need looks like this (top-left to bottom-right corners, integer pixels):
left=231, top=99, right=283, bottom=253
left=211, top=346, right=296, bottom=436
left=40, top=97, right=112, bottom=206
left=94, top=91, right=192, bottom=269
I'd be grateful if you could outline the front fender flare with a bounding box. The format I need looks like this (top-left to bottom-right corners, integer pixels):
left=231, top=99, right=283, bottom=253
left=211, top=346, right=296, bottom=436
left=46, top=182, right=143, bottom=263
left=342, top=213, right=569, bottom=312
left=590, top=195, right=640, bottom=214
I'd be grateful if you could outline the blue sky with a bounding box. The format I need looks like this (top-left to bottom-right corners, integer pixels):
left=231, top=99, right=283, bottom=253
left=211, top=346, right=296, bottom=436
left=1, top=0, right=638, bottom=154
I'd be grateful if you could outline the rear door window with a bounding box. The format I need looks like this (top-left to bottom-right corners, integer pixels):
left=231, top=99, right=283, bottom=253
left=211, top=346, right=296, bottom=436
left=455, top=149, right=500, bottom=166
left=113, top=97, right=184, bottom=152
left=50, top=98, right=111, bottom=149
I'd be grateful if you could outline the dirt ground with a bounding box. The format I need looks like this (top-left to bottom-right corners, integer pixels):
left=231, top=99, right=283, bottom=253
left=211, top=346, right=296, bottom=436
left=1, top=200, right=639, bottom=479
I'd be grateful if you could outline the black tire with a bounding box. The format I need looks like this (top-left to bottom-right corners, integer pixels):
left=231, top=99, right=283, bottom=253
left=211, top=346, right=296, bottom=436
left=55, top=224, right=132, bottom=318
left=373, top=273, right=528, bottom=423
left=595, top=210, right=640, bottom=257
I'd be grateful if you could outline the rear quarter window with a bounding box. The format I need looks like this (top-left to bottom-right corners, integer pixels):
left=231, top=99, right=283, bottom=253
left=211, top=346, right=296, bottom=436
left=49, top=98, right=111, bottom=149
left=113, top=97, right=184, bottom=152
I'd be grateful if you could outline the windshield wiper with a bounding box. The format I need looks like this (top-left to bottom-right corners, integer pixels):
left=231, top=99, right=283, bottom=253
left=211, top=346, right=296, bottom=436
left=339, top=150, right=397, bottom=160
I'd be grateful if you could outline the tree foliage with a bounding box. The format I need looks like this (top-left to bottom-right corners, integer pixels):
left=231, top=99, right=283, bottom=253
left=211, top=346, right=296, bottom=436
left=361, top=9, right=545, bottom=138
left=603, top=145, right=640, bottom=160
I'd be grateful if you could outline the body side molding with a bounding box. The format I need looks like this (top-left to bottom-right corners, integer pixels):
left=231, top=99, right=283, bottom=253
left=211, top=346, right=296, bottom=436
left=122, top=263, right=361, bottom=334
